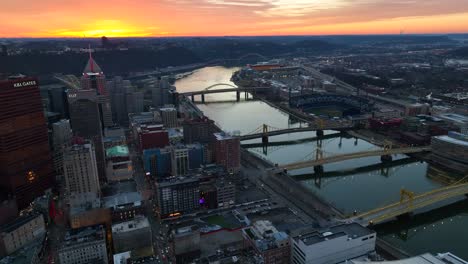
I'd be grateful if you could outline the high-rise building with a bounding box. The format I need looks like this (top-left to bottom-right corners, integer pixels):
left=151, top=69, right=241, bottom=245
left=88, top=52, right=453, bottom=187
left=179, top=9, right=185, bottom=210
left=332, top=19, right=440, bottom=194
left=81, top=51, right=113, bottom=127
left=160, top=107, right=178, bottom=128
left=63, top=140, right=101, bottom=205
left=52, top=119, right=72, bottom=177
left=155, top=176, right=200, bottom=219
left=213, top=133, right=241, bottom=173
left=108, top=77, right=144, bottom=126
left=171, top=147, right=189, bottom=176
left=67, top=88, right=106, bottom=180
left=0, top=77, right=55, bottom=208
left=52, top=119, right=72, bottom=147
left=143, top=147, right=172, bottom=178
left=183, top=117, right=217, bottom=144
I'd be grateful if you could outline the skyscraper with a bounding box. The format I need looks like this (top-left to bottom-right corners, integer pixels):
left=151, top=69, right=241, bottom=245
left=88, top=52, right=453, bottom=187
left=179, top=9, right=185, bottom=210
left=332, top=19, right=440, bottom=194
left=213, top=133, right=240, bottom=173
left=80, top=51, right=113, bottom=128
left=0, top=77, right=54, bottom=208
left=63, top=140, right=100, bottom=205
left=67, top=88, right=106, bottom=180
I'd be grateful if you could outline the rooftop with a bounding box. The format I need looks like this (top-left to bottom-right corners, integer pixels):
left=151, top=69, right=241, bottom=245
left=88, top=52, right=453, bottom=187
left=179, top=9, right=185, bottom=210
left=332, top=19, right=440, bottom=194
left=293, top=222, right=374, bottom=246
left=106, top=145, right=130, bottom=158
left=112, top=216, right=150, bottom=233
left=214, top=132, right=235, bottom=140
left=62, top=225, right=106, bottom=249
left=0, top=212, right=42, bottom=233
left=351, top=253, right=467, bottom=264
left=103, top=191, right=142, bottom=209
left=157, top=176, right=200, bottom=188
left=434, top=135, right=468, bottom=147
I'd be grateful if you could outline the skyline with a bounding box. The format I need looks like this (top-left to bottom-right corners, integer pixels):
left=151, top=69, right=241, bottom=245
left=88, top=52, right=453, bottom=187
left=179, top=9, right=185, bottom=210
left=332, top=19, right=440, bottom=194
left=1, top=0, right=468, bottom=38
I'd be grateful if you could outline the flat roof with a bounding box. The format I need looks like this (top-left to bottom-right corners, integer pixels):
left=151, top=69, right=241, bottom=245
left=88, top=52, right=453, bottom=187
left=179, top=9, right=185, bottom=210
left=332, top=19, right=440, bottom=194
left=294, top=223, right=374, bottom=246
left=112, top=216, right=150, bottom=233
left=0, top=212, right=42, bottom=233
left=106, top=145, right=129, bottom=157
left=351, top=253, right=467, bottom=264
left=214, top=132, right=235, bottom=140
left=434, top=135, right=468, bottom=147
left=103, top=192, right=142, bottom=209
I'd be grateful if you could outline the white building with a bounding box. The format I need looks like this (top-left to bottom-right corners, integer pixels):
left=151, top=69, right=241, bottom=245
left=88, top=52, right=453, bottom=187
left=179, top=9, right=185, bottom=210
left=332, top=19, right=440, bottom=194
left=58, top=225, right=108, bottom=264
left=351, top=252, right=468, bottom=264
left=291, top=223, right=376, bottom=264
left=171, top=147, right=189, bottom=176
left=63, top=142, right=101, bottom=205
left=160, top=106, right=178, bottom=128
left=0, top=213, right=46, bottom=257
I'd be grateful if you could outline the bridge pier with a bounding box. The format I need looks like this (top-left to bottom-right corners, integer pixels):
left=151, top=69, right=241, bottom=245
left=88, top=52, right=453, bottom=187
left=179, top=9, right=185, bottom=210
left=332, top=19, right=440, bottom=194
left=201, top=94, right=205, bottom=103
left=191, top=94, right=195, bottom=102
left=262, top=135, right=269, bottom=144
left=381, top=155, right=393, bottom=163
left=316, top=130, right=324, bottom=137
left=314, top=165, right=324, bottom=173
left=236, top=91, right=240, bottom=102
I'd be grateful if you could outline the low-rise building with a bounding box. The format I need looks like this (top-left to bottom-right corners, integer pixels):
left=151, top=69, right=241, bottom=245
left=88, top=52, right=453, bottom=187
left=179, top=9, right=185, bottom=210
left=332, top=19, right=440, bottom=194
left=242, top=220, right=290, bottom=264
left=171, top=225, right=201, bottom=263
left=58, top=225, right=108, bottom=264
left=0, top=212, right=45, bottom=257
left=291, top=223, right=376, bottom=264
left=112, top=216, right=152, bottom=254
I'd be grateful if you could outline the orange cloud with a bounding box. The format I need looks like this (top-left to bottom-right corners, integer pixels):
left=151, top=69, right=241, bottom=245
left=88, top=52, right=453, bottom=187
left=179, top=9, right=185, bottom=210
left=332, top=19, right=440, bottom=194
left=0, top=0, right=468, bottom=37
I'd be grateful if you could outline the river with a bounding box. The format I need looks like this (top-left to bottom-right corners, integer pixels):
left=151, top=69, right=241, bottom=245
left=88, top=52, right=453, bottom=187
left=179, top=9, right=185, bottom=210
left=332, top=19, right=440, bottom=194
left=174, top=66, right=468, bottom=259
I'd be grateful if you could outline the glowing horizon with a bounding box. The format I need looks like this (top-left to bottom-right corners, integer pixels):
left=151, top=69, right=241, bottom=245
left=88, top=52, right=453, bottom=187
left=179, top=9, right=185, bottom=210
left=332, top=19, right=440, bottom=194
left=1, top=0, right=468, bottom=38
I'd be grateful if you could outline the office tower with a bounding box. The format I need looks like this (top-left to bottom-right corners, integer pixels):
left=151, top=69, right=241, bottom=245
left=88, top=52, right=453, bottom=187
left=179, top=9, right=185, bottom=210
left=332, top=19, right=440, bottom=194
left=143, top=148, right=172, bottom=178
left=160, top=106, right=178, bottom=128
left=183, top=117, right=217, bottom=144
left=213, top=133, right=241, bottom=173
left=63, top=140, right=101, bottom=205
left=52, top=119, right=72, bottom=177
left=108, top=77, right=144, bottom=126
left=52, top=119, right=72, bottom=147
left=155, top=177, right=200, bottom=219
left=0, top=77, right=54, bottom=208
left=67, top=88, right=106, bottom=180
left=171, top=147, right=189, bottom=176
left=151, top=77, right=171, bottom=107
left=81, top=51, right=113, bottom=127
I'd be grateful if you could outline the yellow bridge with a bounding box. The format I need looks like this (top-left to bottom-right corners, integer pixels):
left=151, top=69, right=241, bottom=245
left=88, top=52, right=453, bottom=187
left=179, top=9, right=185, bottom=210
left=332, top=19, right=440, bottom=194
left=282, top=146, right=431, bottom=171
left=350, top=177, right=468, bottom=226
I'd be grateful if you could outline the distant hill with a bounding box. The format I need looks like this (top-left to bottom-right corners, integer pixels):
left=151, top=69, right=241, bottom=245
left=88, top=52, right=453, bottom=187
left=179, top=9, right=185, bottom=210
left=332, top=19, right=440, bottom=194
left=0, top=47, right=202, bottom=76
left=193, top=38, right=342, bottom=60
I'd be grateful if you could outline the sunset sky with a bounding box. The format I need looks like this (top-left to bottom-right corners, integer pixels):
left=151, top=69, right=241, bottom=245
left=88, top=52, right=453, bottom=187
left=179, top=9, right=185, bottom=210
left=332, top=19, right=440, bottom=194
left=1, top=0, right=468, bottom=37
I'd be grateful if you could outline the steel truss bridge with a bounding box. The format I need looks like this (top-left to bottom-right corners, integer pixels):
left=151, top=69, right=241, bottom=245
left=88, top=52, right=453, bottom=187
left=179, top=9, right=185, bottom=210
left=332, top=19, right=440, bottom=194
left=350, top=176, right=468, bottom=226
left=239, top=123, right=354, bottom=141
left=181, top=86, right=271, bottom=103
left=282, top=146, right=431, bottom=171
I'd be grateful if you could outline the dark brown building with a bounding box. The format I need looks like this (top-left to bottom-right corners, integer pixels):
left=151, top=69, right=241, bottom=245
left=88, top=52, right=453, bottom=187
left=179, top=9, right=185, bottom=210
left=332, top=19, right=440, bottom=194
left=0, top=77, right=54, bottom=208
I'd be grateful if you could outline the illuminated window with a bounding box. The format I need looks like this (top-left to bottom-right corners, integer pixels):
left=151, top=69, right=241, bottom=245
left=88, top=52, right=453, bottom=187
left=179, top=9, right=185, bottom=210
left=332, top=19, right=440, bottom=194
left=27, top=170, right=37, bottom=183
